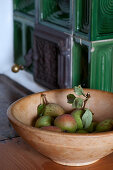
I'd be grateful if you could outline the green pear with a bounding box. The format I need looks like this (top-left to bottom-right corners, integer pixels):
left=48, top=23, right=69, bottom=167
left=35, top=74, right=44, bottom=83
left=54, top=114, right=77, bottom=133
left=44, top=103, right=65, bottom=117
left=76, top=130, right=87, bottom=133
left=96, top=119, right=113, bottom=132
left=86, top=121, right=98, bottom=133
left=41, top=126, right=62, bottom=132
left=71, top=109, right=84, bottom=130
left=35, top=115, right=53, bottom=128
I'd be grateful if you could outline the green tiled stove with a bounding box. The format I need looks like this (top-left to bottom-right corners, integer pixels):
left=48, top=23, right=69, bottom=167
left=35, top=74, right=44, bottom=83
left=13, top=0, right=113, bottom=92
left=75, top=37, right=113, bottom=92
left=37, top=0, right=73, bottom=34
left=74, top=0, right=113, bottom=41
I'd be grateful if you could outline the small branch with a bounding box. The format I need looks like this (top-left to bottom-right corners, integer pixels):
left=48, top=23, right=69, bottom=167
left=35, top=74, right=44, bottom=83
left=41, top=94, right=48, bottom=105
left=83, top=92, right=90, bottom=109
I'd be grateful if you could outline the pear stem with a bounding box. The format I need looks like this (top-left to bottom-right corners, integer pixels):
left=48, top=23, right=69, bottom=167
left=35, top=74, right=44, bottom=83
left=41, top=94, right=48, bottom=105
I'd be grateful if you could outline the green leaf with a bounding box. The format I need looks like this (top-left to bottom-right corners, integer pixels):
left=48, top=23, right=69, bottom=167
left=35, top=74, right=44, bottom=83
left=82, top=109, right=93, bottom=129
left=72, top=97, right=84, bottom=109
left=67, top=94, right=76, bottom=104
left=74, top=85, right=85, bottom=96
left=37, top=104, right=45, bottom=117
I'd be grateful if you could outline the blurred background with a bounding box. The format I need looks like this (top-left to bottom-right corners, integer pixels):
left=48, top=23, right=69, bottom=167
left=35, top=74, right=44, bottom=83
left=0, top=0, right=113, bottom=93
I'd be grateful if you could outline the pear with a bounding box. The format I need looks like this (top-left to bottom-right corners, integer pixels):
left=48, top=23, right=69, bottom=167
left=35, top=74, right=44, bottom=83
left=86, top=121, right=97, bottom=133
left=44, top=103, right=65, bottom=117
left=54, top=114, right=77, bottom=133
left=35, top=115, right=53, bottom=128
left=71, top=109, right=84, bottom=130
left=96, top=119, right=113, bottom=132
left=41, top=126, right=62, bottom=132
left=76, top=130, right=87, bottom=133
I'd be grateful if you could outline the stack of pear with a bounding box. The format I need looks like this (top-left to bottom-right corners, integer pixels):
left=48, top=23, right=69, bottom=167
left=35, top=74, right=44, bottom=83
left=35, top=102, right=78, bottom=133
left=35, top=103, right=65, bottom=132
left=34, top=87, right=113, bottom=134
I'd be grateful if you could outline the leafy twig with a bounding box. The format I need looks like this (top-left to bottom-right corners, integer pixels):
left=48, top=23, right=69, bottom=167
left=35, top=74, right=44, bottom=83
left=83, top=92, right=90, bottom=109
left=67, top=85, right=91, bottom=110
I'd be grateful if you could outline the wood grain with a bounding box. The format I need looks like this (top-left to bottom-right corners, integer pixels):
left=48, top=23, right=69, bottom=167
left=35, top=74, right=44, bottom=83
left=0, top=137, right=113, bottom=170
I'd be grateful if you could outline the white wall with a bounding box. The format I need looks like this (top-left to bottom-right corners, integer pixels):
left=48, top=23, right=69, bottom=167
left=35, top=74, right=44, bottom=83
left=0, top=0, right=13, bottom=72
left=0, top=0, right=46, bottom=93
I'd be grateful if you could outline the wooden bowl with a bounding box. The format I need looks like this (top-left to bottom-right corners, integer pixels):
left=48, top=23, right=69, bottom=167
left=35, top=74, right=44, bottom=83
left=7, top=89, right=113, bottom=166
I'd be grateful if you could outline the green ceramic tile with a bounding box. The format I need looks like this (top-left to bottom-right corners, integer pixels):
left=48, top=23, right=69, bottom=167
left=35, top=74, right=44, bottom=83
left=14, top=21, right=23, bottom=65
left=72, top=41, right=89, bottom=88
left=38, top=0, right=73, bottom=33
left=74, top=0, right=113, bottom=41
left=90, top=40, right=113, bottom=92
left=14, top=20, right=34, bottom=72
left=73, top=37, right=113, bottom=92
left=13, top=0, right=35, bottom=16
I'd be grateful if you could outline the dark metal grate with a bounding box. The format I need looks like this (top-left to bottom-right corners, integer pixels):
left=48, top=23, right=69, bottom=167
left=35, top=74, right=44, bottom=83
left=33, top=24, right=72, bottom=89
left=34, top=37, right=60, bottom=89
